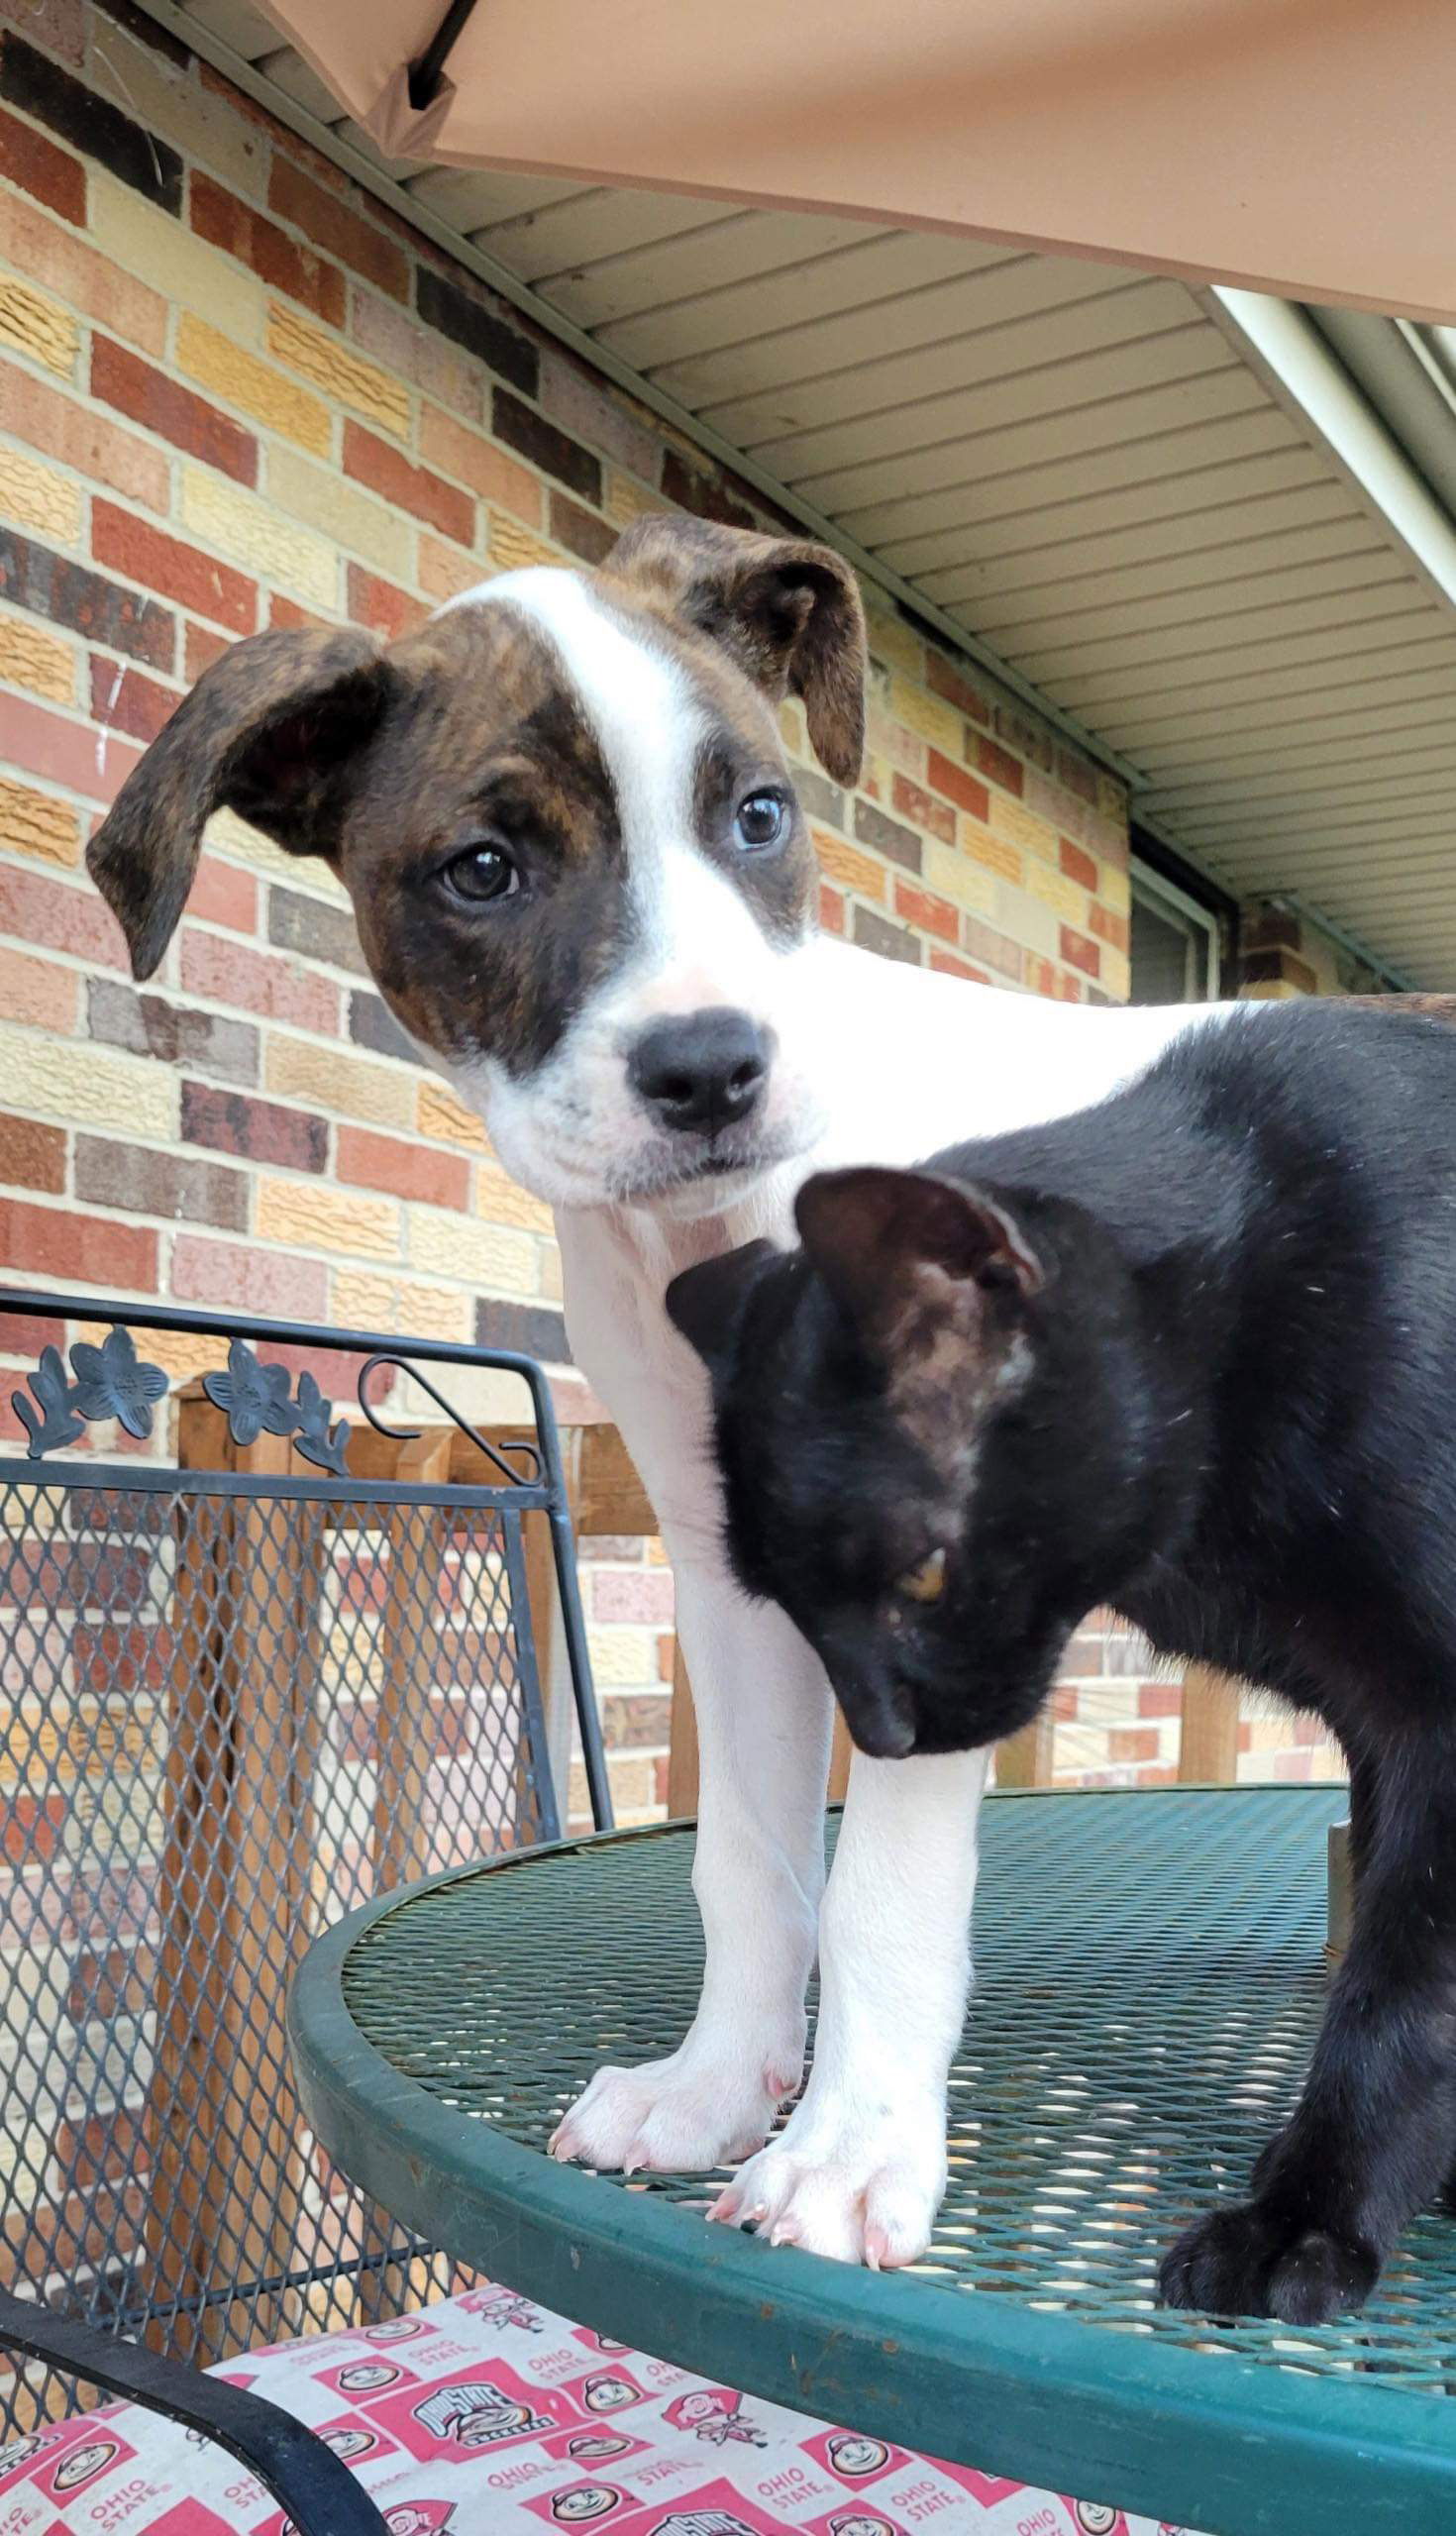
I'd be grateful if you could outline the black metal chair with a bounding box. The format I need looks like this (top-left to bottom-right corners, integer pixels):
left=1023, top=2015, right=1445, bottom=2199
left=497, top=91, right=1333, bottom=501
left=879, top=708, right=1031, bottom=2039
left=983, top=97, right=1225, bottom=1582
left=0, top=1288, right=608, bottom=2534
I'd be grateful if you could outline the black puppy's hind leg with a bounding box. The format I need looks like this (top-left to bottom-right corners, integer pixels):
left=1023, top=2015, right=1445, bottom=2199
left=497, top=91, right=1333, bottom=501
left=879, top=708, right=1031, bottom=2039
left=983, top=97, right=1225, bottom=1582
left=1161, top=1730, right=1456, bottom=2323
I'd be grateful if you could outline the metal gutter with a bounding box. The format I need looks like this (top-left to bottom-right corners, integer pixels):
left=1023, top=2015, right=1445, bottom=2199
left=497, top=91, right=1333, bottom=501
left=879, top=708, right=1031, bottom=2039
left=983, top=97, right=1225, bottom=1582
left=134, top=0, right=1148, bottom=792
left=1312, top=309, right=1456, bottom=521
left=1197, top=286, right=1456, bottom=990
left=1402, top=321, right=1456, bottom=421
left=1209, top=287, right=1456, bottom=612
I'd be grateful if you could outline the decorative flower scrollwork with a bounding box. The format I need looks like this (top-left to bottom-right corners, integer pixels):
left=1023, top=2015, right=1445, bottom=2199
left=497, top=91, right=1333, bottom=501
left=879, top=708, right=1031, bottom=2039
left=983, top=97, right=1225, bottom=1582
left=292, top=1369, right=352, bottom=1476
left=202, top=1341, right=294, bottom=1446
left=13, top=1346, right=83, bottom=1457
left=12, top=1326, right=168, bottom=1459
left=203, top=1339, right=351, bottom=1475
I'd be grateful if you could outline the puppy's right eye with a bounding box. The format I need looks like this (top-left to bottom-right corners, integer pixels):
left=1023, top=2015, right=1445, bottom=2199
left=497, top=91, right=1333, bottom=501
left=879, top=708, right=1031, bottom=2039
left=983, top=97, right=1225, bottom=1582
left=734, top=789, right=788, bottom=850
left=441, top=843, right=520, bottom=903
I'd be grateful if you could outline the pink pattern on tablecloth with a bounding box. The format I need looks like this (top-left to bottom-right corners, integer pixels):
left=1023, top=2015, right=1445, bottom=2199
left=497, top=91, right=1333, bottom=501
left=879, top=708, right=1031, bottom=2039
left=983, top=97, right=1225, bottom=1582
left=0, top=2289, right=1197, bottom=2535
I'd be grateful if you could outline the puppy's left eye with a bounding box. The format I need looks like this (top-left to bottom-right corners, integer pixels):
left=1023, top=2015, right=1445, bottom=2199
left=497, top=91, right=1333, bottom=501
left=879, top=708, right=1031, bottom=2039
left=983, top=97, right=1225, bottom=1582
left=734, top=790, right=788, bottom=850
left=895, top=1547, right=947, bottom=1604
left=441, top=842, right=520, bottom=903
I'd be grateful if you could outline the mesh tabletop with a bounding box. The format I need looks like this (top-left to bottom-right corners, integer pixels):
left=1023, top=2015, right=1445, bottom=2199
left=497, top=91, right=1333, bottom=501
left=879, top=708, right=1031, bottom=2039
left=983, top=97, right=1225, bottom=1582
left=290, top=1786, right=1456, bottom=2536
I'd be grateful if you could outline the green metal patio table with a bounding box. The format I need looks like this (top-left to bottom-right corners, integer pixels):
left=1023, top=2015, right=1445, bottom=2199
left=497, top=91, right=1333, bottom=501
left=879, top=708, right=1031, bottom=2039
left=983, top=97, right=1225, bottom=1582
left=289, top=1783, right=1456, bottom=2536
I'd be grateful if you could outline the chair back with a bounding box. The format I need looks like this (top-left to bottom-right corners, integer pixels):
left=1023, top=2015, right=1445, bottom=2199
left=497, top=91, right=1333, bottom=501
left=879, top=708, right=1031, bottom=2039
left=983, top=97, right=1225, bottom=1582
left=0, top=1290, right=605, bottom=2430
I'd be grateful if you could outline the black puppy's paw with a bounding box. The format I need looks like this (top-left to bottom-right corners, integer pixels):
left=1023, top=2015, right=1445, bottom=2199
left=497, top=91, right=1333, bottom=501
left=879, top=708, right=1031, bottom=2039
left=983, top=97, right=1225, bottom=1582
left=1158, top=2202, right=1379, bottom=2323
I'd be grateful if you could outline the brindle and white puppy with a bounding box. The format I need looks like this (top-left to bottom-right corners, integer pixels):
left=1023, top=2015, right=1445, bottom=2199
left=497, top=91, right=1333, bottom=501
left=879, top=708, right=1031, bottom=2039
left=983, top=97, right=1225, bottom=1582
left=88, top=516, right=1218, bottom=2269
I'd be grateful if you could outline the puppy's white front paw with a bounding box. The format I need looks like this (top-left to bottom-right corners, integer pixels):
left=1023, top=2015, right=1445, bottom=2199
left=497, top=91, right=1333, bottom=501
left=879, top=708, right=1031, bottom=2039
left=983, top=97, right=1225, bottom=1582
left=709, top=2095, right=946, bottom=2267
left=550, top=2037, right=802, bottom=2175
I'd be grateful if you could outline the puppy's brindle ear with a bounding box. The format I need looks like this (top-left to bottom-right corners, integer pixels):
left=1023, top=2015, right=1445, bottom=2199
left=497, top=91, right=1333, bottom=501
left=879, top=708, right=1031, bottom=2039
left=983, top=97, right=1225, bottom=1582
left=87, top=625, right=388, bottom=980
left=606, top=516, right=867, bottom=788
left=794, top=1167, right=1042, bottom=1361
left=665, top=1238, right=779, bottom=1383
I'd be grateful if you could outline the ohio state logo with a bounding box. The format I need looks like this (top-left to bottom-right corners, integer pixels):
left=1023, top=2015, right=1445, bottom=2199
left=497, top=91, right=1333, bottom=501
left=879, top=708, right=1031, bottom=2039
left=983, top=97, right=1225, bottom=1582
left=413, top=2381, right=555, bottom=2448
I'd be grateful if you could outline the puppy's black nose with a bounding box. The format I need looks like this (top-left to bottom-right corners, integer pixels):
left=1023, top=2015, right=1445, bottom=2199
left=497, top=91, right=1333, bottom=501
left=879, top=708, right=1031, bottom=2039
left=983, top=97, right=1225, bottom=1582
left=629, top=1007, right=770, bottom=1137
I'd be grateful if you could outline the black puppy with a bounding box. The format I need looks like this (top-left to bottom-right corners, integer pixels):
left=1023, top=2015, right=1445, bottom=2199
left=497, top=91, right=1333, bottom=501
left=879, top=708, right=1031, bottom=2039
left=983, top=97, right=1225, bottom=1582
left=667, top=999, right=1456, bottom=2323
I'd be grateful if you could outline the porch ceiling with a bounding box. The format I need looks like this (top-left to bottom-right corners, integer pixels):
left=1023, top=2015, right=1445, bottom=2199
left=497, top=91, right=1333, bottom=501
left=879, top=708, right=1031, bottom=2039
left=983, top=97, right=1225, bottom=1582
left=158, top=3, right=1456, bottom=988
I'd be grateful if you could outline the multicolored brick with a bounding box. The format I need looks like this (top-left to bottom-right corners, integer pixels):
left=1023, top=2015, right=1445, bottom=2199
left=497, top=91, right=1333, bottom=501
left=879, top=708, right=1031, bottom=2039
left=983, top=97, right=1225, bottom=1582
left=266, top=300, right=408, bottom=438
left=175, top=311, right=331, bottom=457
left=0, top=610, right=72, bottom=704
left=91, top=334, right=258, bottom=485
left=0, top=269, right=77, bottom=374
left=0, top=94, right=84, bottom=223
left=0, top=361, right=167, bottom=509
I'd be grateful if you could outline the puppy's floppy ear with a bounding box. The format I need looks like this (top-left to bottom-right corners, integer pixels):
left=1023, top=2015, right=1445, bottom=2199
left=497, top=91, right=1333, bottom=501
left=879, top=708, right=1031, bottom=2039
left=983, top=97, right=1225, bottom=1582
left=795, top=1167, right=1042, bottom=1358
left=606, top=515, right=866, bottom=787
left=87, top=625, right=388, bottom=981
left=665, top=1238, right=778, bottom=1383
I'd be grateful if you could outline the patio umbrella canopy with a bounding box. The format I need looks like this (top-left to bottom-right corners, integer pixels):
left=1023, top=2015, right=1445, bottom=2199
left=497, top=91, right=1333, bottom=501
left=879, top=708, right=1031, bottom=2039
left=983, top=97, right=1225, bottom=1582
left=258, top=0, right=1455, bottom=321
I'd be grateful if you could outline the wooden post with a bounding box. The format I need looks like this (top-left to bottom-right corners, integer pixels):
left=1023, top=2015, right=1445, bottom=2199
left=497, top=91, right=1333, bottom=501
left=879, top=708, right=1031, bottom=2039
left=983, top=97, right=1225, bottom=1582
left=147, top=1389, right=230, bottom=2362
left=995, top=1710, right=1058, bottom=1789
left=210, top=1427, right=329, bottom=2355
left=827, top=1710, right=854, bottom=1804
left=1177, top=1664, right=1243, bottom=1783
left=373, top=1427, right=452, bottom=1889
left=518, top=1424, right=582, bottom=1825
left=146, top=1401, right=330, bottom=2362
left=666, top=1640, right=699, bottom=1820
left=352, top=1426, right=452, bottom=2323
left=517, top=1508, right=563, bottom=1837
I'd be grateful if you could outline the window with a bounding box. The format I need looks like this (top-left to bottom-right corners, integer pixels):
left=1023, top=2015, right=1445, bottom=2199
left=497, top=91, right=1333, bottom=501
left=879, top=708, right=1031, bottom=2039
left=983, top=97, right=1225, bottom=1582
left=1129, top=860, right=1221, bottom=1004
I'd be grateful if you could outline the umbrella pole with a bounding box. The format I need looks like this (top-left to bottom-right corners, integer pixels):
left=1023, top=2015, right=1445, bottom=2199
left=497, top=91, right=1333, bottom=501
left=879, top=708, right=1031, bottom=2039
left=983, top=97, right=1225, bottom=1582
left=408, top=0, right=479, bottom=108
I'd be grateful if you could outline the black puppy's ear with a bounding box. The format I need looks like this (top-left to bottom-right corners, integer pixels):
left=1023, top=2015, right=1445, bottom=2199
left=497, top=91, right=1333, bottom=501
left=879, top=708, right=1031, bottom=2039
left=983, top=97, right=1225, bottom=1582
left=666, top=1239, right=778, bottom=1381
left=88, top=625, right=388, bottom=980
left=794, top=1167, right=1041, bottom=1355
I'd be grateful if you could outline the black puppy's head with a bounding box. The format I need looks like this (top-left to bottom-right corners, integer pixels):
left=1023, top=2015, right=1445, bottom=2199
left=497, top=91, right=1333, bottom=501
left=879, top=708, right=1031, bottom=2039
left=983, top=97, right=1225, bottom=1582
left=667, top=1164, right=1076, bottom=1760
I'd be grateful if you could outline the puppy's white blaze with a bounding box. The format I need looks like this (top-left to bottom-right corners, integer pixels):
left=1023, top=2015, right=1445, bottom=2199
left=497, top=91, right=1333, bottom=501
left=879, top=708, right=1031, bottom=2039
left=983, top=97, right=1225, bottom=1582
left=459, top=567, right=700, bottom=875
left=622, top=838, right=797, bottom=1026
left=443, top=570, right=798, bottom=1020
left=436, top=570, right=822, bottom=1207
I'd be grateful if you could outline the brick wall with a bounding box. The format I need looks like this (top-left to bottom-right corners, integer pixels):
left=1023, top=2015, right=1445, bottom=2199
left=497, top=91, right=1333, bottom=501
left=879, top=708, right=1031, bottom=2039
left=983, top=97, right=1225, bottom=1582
left=1234, top=899, right=1388, bottom=1003
left=0, top=0, right=1148, bottom=1818
left=1048, top=1614, right=1345, bottom=1790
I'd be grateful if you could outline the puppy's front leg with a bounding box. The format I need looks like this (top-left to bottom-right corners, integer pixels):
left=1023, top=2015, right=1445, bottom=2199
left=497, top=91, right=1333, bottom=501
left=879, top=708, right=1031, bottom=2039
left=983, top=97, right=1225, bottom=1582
left=553, top=1532, right=834, bottom=2174
left=714, top=1744, right=987, bottom=2266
